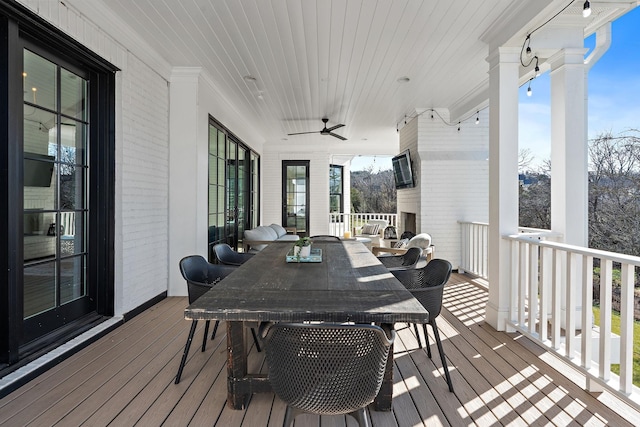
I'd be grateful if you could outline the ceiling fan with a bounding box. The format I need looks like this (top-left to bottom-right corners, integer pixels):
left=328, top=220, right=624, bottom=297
left=287, top=118, right=347, bottom=140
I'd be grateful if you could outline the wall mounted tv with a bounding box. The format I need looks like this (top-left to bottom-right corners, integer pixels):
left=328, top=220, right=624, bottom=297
left=24, top=153, right=55, bottom=187
left=391, top=149, right=414, bottom=189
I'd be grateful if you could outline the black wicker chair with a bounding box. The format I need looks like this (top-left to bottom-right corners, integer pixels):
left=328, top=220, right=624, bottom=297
left=213, top=243, right=254, bottom=266
left=377, top=247, right=422, bottom=271
left=260, top=323, right=395, bottom=427
left=176, top=255, right=260, bottom=384
left=392, top=259, right=454, bottom=392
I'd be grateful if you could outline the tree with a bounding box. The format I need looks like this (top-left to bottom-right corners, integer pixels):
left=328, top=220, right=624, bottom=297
left=588, top=130, right=640, bottom=256
left=351, top=166, right=396, bottom=213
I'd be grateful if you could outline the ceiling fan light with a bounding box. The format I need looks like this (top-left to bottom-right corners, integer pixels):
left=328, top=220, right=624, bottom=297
left=583, top=1, right=591, bottom=18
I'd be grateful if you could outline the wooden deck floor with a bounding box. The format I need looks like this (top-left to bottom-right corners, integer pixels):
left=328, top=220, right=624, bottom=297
left=1, top=273, right=638, bottom=426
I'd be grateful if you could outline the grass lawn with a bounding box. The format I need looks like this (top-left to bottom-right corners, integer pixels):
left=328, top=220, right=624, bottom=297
left=592, top=306, right=640, bottom=386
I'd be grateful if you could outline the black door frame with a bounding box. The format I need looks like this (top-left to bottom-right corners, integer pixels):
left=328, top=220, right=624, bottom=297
left=282, top=160, right=310, bottom=237
left=0, top=1, right=117, bottom=367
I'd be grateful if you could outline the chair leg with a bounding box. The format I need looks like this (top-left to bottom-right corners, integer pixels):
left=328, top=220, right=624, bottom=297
left=431, top=319, right=454, bottom=392
left=422, top=323, right=432, bottom=358
left=282, top=405, right=302, bottom=427
left=251, top=327, right=262, bottom=352
left=351, top=407, right=371, bottom=427
left=413, top=323, right=422, bottom=348
left=202, top=320, right=210, bottom=352
left=175, top=320, right=198, bottom=384
left=210, top=320, right=220, bottom=340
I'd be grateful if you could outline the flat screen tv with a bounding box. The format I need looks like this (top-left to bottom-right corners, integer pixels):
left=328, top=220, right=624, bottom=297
left=391, top=149, right=414, bottom=189
left=24, top=153, right=55, bottom=187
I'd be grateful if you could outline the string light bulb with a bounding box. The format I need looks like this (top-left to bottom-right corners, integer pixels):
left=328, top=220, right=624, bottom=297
left=457, top=122, right=461, bottom=132
left=583, top=1, right=591, bottom=18
left=475, top=111, right=479, bottom=125
left=534, top=57, right=540, bottom=77
left=527, top=79, right=533, bottom=97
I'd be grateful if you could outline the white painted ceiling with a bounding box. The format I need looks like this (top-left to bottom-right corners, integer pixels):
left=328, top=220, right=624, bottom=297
left=72, top=0, right=635, bottom=154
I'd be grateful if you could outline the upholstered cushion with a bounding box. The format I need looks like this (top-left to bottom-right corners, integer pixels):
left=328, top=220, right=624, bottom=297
left=244, top=226, right=275, bottom=251
left=277, top=234, right=300, bottom=241
left=361, top=223, right=380, bottom=235
left=259, top=225, right=278, bottom=240
left=406, top=233, right=432, bottom=249
left=269, top=223, right=288, bottom=238
left=393, top=238, right=409, bottom=249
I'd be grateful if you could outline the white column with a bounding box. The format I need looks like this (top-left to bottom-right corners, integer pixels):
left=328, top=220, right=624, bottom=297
left=168, top=68, right=202, bottom=296
left=549, top=49, right=588, bottom=330
left=550, top=48, right=588, bottom=246
left=486, top=47, right=520, bottom=331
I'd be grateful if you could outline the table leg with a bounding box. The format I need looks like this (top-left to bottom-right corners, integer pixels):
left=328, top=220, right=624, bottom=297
left=373, top=330, right=394, bottom=411
left=226, top=321, right=248, bottom=409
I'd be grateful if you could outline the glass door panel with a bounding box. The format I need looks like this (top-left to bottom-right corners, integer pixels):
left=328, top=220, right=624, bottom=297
left=22, top=48, right=90, bottom=342
left=282, top=161, right=309, bottom=236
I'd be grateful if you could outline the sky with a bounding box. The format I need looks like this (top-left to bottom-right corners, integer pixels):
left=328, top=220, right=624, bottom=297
left=353, top=6, right=640, bottom=172
left=519, top=5, right=640, bottom=168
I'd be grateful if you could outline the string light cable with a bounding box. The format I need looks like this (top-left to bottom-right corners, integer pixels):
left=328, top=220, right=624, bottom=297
left=520, top=1, right=588, bottom=69
left=396, top=107, right=487, bottom=133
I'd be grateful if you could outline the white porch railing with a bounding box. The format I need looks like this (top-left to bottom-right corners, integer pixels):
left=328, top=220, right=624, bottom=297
left=458, top=221, right=562, bottom=279
left=459, top=220, right=640, bottom=406
left=459, top=221, right=489, bottom=278
left=505, top=234, right=640, bottom=407
left=328, top=213, right=397, bottom=237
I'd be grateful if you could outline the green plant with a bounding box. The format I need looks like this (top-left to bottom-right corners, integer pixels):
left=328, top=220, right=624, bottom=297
left=294, top=237, right=311, bottom=247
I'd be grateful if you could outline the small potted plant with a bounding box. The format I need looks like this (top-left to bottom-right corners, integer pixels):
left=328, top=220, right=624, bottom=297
left=293, top=237, right=312, bottom=259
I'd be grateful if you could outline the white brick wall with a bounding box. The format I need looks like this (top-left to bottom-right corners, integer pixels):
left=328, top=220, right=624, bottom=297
left=398, top=109, right=489, bottom=268
left=18, top=0, right=171, bottom=314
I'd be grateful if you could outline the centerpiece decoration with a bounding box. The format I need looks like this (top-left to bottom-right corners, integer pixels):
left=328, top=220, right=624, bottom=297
left=293, top=237, right=312, bottom=259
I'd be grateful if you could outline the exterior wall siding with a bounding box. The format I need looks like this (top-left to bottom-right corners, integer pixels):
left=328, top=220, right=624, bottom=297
left=17, top=0, right=171, bottom=314
left=398, top=109, right=489, bottom=269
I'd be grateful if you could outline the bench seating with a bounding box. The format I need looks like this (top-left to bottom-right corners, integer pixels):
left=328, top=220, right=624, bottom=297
left=243, top=224, right=299, bottom=252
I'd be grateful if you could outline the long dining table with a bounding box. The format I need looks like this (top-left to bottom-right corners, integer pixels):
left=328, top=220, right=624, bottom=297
left=184, top=239, right=429, bottom=411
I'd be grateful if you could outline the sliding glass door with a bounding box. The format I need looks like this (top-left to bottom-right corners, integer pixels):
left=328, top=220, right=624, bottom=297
left=208, top=119, right=258, bottom=259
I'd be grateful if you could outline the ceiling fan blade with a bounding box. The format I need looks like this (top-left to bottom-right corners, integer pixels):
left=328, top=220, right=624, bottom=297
left=329, top=132, right=347, bottom=141
left=326, top=123, right=345, bottom=132
left=287, top=131, right=320, bottom=136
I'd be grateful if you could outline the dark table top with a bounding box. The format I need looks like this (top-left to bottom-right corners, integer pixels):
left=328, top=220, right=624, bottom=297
left=185, top=240, right=429, bottom=324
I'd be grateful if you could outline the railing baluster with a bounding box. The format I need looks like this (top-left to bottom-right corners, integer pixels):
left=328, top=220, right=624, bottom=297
left=565, top=252, right=578, bottom=360
left=619, top=263, right=634, bottom=393
left=551, top=249, right=562, bottom=350
left=528, top=244, right=538, bottom=335
left=599, top=259, right=612, bottom=382
left=581, top=255, right=593, bottom=371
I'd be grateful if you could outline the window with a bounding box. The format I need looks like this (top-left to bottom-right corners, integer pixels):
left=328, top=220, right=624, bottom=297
left=330, top=165, right=343, bottom=214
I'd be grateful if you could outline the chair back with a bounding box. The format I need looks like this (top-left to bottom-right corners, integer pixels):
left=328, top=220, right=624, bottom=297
left=310, top=235, right=341, bottom=242
left=213, top=243, right=254, bottom=266
left=179, top=255, right=236, bottom=303
left=392, top=259, right=452, bottom=319
left=378, top=247, right=422, bottom=270
left=261, top=323, right=395, bottom=416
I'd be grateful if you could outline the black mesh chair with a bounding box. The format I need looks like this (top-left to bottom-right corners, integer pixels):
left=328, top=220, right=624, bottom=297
left=213, top=243, right=254, bottom=266
left=377, top=247, right=422, bottom=271
left=260, top=323, right=395, bottom=427
left=310, top=235, right=341, bottom=241
left=176, top=255, right=261, bottom=384
left=392, top=259, right=454, bottom=392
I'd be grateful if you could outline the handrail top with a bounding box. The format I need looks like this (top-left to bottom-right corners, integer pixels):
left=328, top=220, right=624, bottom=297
left=505, top=233, right=640, bottom=266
